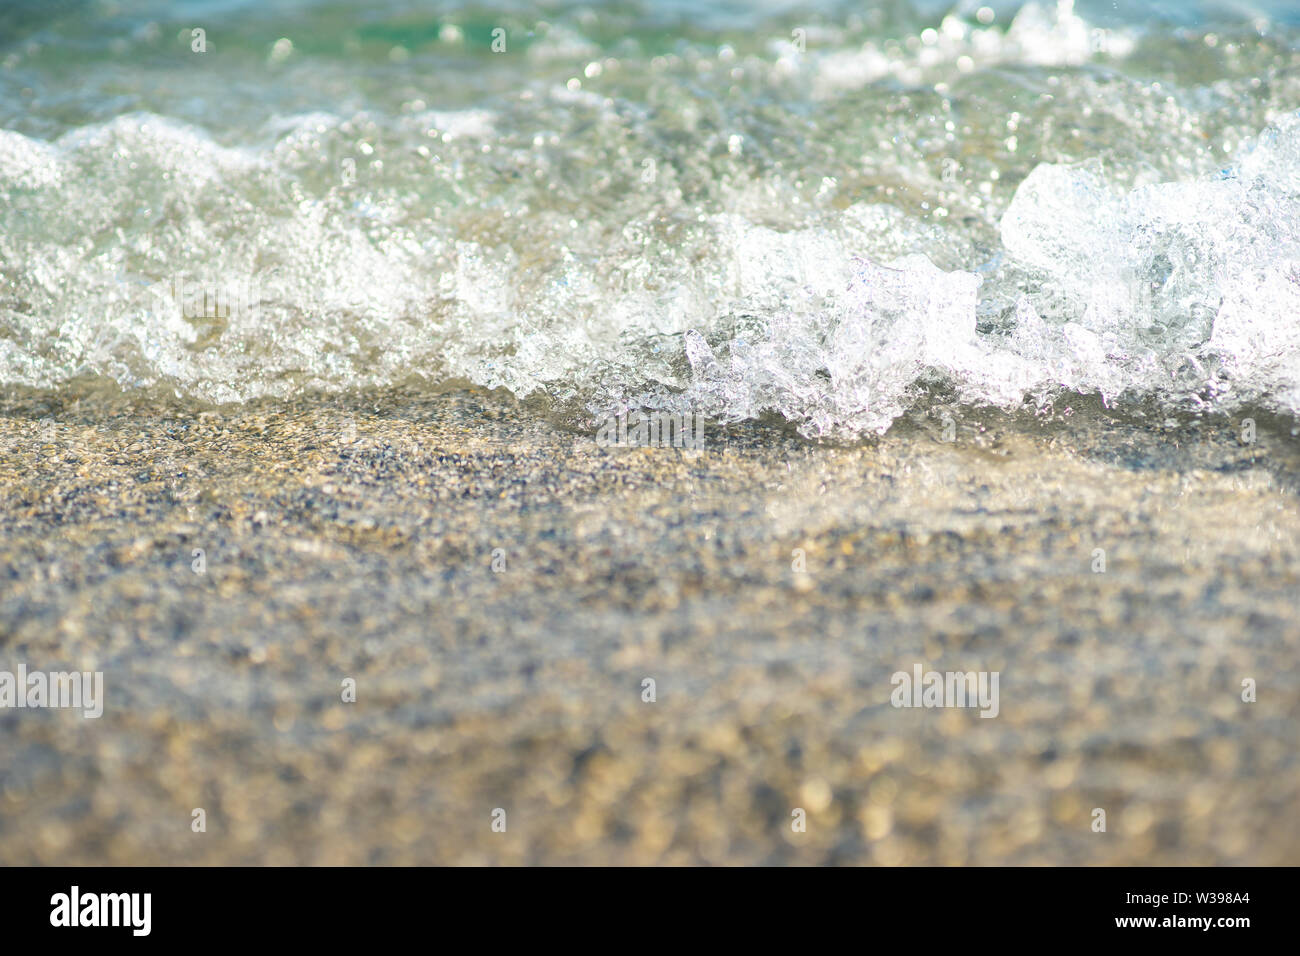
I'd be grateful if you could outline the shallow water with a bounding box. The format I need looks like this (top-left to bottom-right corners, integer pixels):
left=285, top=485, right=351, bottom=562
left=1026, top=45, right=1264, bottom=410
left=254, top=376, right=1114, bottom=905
left=3, top=0, right=1300, bottom=436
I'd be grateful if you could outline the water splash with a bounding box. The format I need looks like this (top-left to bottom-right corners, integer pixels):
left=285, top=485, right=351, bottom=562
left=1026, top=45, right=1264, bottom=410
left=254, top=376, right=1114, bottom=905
left=1, top=1, right=1298, bottom=435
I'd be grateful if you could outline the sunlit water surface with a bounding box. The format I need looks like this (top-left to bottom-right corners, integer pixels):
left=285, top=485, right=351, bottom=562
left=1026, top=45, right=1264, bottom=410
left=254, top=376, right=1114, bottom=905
left=2, top=0, right=1299, bottom=436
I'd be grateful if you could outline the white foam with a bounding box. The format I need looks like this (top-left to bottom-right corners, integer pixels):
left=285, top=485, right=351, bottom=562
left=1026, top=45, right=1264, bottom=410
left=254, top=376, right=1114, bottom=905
left=1, top=88, right=1297, bottom=436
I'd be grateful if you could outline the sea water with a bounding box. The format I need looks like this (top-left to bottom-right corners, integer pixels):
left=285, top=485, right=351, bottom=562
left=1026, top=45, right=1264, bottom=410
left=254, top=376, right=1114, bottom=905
left=2, top=0, right=1299, bottom=437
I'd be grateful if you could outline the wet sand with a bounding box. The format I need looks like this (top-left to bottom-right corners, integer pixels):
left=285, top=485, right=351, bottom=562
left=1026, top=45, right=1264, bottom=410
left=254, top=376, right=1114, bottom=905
left=0, top=387, right=1297, bottom=864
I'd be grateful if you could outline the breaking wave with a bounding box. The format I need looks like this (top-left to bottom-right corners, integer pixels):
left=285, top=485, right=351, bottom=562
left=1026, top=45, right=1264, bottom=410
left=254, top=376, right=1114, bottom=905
left=2, top=0, right=1299, bottom=435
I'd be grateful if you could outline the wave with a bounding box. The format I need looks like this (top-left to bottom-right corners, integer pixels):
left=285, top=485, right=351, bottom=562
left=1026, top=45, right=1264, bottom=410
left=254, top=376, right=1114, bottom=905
left=1, top=2, right=1298, bottom=435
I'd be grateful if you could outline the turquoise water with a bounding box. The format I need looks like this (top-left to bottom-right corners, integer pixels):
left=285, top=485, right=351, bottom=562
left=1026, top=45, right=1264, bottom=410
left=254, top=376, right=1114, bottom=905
left=2, top=1, right=1299, bottom=435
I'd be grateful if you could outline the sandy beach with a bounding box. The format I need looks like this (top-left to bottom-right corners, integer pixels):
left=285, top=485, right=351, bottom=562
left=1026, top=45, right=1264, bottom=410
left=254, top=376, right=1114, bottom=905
left=1, top=387, right=1296, bottom=864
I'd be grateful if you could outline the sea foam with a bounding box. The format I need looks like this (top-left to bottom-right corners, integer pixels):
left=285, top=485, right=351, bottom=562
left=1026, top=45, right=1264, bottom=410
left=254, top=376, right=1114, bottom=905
left=1, top=3, right=1298, bottom=436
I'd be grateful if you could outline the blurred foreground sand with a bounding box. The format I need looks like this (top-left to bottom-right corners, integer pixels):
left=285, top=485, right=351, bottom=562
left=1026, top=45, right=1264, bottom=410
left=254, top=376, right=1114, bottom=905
left=1, top=388, right=1297, bottom=864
